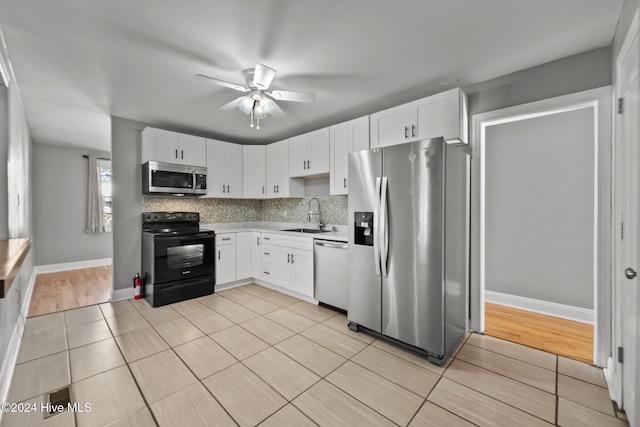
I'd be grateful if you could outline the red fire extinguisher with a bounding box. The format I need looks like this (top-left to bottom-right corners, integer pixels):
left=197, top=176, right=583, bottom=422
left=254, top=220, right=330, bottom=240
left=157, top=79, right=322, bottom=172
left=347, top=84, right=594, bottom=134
left=134, top=273, right=143, bottom=300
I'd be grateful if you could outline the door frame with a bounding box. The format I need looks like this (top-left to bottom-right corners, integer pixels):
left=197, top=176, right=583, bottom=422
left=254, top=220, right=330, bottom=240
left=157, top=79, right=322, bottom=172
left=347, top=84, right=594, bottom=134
left=609, top=6, right=640, bottom=416
left=469, top=86, right=613, bottom=367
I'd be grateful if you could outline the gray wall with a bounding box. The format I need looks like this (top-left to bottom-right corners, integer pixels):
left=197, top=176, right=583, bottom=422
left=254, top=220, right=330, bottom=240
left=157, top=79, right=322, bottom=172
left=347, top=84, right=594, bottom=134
left=32, top=143, right=112, bottom=265
left=0, top=85, right=8, bottom=240
left=111, top=117, right=144, bottom=291
left=464, top=47, right=612, bottom=116
left=485, top=108, right=595, bottom=309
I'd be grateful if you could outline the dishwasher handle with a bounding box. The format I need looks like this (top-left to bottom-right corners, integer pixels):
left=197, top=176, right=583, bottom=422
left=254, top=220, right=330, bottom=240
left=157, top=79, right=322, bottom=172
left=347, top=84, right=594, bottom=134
left=314, top=240, right=348, bottom=250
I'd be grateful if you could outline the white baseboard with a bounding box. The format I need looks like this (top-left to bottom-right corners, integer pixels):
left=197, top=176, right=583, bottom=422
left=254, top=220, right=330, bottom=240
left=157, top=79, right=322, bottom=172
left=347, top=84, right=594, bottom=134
left=34, top=258, right=112, bottom=274
left=485, top=291, right=594, bottom=324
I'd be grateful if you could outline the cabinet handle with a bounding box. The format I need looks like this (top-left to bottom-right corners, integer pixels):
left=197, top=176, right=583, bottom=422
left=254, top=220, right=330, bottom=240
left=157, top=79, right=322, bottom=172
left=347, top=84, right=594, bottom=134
left=344, top=177, right=347, bottom=188
left=276, top=185, right=279, bottom=193
left=264, top=271, right=270, bottom=275
left=262, top=185, right=264, bottom=194
left=273, top=185, right=276, bottom=193
left=303, top=160, right=306, bottom=170
left=227, top=185, right=230, bottom=193
left=222, top=185, right=225, bottom=193
left=404, top=126, right=409, bottom=139
left=287, top=253, right=290, bottom=263
left=291, top=254, right=294, bottom=263
left=411, top=124, right=416, bottom=138
left=264, top=237, right=270, bottom=241
left=175, top=149, right=178, bottom=159
left=181, top=150, right=184, bottom=159
left=257, top=237, right=260, bottom=245
left=264, top=252, right=270, bottom=256
left=222, top=237, right=231, bottom=241
left=218, top=251, right=221, bottom=260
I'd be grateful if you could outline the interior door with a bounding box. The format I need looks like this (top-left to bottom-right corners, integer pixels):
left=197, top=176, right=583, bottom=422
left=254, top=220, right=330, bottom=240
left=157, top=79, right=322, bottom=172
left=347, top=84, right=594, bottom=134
left=619, top=17, right=639, bottom=425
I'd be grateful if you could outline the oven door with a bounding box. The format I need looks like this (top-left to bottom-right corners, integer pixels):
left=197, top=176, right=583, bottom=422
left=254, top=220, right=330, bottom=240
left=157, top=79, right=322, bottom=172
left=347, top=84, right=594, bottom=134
left=153, top=234, right=215, bottom=284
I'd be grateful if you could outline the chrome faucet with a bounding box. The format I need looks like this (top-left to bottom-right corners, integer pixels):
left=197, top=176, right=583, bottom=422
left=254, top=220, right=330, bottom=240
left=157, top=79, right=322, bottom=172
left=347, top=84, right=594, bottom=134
left=308, top=197, right=324, bottom=230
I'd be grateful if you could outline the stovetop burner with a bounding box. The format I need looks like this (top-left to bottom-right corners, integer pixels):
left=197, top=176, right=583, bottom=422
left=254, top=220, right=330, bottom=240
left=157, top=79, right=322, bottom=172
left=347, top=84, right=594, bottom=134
left=141, top=212, right=213, bottom=236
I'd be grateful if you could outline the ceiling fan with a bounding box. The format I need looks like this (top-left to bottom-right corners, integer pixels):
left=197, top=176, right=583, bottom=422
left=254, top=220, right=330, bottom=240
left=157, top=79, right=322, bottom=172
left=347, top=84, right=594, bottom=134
left=195, top=63, right=316, bottom=129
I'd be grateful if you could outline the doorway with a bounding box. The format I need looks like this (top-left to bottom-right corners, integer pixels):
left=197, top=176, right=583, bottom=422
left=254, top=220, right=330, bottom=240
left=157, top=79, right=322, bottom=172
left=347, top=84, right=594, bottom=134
left=470, top=87, right=613, bottom=367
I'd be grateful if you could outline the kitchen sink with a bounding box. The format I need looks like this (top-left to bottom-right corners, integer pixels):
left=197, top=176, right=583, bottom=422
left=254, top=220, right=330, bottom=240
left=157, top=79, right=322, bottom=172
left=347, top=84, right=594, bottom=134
left=280, top=228, right=330, bottom=234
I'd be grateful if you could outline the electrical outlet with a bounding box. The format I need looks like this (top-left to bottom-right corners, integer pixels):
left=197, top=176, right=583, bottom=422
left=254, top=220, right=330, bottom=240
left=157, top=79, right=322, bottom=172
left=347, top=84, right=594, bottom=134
left=283, top=210, right=287, bottom=218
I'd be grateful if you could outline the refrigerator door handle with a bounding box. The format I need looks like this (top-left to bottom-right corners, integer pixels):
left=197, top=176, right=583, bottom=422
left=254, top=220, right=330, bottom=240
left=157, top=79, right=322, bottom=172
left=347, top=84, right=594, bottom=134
left=380, top=176, right=389, bottom=277
left=374, top=177, right=381, bottom=276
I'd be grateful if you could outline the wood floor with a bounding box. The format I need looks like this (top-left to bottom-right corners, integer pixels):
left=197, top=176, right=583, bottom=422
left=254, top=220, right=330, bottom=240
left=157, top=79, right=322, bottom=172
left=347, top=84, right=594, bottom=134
left=484, top=302, right=594, bottom=364
left=27, top=266, right=112, bottom=318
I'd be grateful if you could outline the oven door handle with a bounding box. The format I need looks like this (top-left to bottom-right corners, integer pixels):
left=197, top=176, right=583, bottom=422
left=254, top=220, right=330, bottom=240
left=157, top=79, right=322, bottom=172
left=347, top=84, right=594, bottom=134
left=153, top=235, right=214, bottom=242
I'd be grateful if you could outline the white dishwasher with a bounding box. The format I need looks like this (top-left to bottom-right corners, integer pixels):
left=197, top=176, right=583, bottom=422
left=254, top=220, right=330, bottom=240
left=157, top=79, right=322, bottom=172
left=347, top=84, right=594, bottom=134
left=314, top=239, right=348, bottom=311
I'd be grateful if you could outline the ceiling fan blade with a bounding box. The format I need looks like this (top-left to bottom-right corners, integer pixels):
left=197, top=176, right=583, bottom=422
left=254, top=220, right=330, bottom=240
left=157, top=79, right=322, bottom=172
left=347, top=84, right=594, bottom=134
left=269, top=100, right=286, bottom=119
left=195, top=74, right=249, bottom=92
left=219, top=96, right=246, bottom=110
left=269, top=90, right=316, bottom=103
left=253, top=64, right=276, bottom=90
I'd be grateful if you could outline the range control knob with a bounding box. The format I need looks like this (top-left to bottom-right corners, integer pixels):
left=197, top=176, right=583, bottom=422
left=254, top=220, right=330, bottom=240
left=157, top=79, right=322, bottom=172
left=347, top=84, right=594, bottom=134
left=153, top=214, right=160, bottom=221
left=144, top=214, right=152, bottom=221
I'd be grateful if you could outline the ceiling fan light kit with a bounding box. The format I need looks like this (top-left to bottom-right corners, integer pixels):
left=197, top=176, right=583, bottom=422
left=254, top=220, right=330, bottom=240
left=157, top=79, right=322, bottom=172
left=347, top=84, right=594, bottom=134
left=196, top=63, right=316, bottom=130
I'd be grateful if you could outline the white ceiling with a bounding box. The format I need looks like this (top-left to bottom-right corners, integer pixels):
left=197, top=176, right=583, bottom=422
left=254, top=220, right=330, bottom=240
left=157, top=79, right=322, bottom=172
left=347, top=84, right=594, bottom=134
left=0, top=0, right=624, bottom=152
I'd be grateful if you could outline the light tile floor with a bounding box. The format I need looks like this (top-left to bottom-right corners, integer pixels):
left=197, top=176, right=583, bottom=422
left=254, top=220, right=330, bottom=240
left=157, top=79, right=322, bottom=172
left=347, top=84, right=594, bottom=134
left=2, top=284, right=629, bottom=427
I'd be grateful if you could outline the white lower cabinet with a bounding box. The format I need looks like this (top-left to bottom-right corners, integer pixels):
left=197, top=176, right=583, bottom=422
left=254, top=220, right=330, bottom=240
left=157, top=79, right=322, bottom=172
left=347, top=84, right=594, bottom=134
left=236, top=232, right=252, bottom=280
left=260, top=233, right=314, bottom=298
left=215, top=230, right=315, bottom=298
left=290, top=248, right=313, bottom=297
left=250, top=231, right=262, bottom=280
left=215, top=234, right=236, bottom=285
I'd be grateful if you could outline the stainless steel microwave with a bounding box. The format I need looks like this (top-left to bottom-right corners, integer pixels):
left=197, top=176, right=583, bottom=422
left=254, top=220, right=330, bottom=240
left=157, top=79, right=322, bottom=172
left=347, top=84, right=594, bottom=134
left=142, top=161, right=207, bottom=196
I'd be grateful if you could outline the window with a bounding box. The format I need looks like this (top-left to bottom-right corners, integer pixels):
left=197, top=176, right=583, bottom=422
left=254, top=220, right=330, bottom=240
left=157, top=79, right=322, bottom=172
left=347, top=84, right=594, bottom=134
left=98, top=158, right=112, bottom=232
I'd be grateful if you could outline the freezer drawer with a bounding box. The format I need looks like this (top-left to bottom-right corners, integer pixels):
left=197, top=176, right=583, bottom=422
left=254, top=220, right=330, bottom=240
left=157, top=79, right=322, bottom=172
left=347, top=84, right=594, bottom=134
left=314, top=239, right=348, bottom=311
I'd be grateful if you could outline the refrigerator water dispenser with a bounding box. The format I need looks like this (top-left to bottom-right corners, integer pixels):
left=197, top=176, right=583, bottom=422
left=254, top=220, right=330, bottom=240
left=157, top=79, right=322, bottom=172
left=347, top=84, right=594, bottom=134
left=354, top=211, right=374, bottom=246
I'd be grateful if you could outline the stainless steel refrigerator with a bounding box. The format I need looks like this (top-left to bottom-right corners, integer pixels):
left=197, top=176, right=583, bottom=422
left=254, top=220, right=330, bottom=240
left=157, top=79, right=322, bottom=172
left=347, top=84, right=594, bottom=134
left=347, top=137, right=469, bottom=365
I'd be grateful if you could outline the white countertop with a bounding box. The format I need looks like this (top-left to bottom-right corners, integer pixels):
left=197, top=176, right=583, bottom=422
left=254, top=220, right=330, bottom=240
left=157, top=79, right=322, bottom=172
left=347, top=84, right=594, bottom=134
left=201, top=222, right=348, bottom=242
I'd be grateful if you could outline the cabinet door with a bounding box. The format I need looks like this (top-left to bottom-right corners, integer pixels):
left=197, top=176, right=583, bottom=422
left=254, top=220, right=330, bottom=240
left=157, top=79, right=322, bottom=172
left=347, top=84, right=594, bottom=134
left=288, top=134, right=308, bottom=178
left=216, top=245, right=236, bottom=285
left=272, top=246, right=292, bottom=289
left=236, top=232, right=252, bottom=280
left=142, top=128, right=180, bottom=164
left=179, top=134, right=207, bottom=166
left=267, top=139, right=303, bottom=198
left=251, top=232, right=262, bottom=279
left=350, top=116, right=370, bottom=153
left=226, top=142, right=243, bottom=198
left=206, top=139, right=227, bottom=198
left=308, top=128, right=330, bottom=175
left=370, top=103, right=411, bottom=148
left=330, top=122, right=349, bottom=195
left=290, top=249, right=313, bottom=298
left=243, top=146, right=266, bottom=198
left=412, top=88, right=466, bottom=143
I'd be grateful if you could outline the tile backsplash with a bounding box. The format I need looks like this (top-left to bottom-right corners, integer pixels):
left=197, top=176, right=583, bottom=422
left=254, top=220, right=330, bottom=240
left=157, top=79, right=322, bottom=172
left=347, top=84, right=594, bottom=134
left=142, top=195, right=348, bottom=225
left=262, top=196, right=348, bottom=225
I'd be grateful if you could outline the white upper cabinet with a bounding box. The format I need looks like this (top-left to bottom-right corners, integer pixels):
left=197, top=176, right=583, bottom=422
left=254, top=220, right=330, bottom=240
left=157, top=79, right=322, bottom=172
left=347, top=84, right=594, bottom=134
left=370, top=88, right=468, bottom=148
left=266, top=139, right=303, bottom=198
left=289, top=128, right=330, bottom=178
left=141, top=127, right=206, bottom=166
left=243, top=145, right=266, bottom=199
left=206, top=139, right=243, bottom=198
left=329, top=116, right=369, bottom=195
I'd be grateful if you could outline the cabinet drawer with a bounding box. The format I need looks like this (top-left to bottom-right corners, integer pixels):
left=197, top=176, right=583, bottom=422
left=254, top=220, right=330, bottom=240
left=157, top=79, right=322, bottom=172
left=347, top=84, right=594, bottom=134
left=261, top=244, right=275, bottom=262
left=262, top=233, right=289, bottom=247
left=288, top=236, right=313, bottom=251
left=262, top=263, right=273, bottom=280
left=216, top=233, right=236, bottom=246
